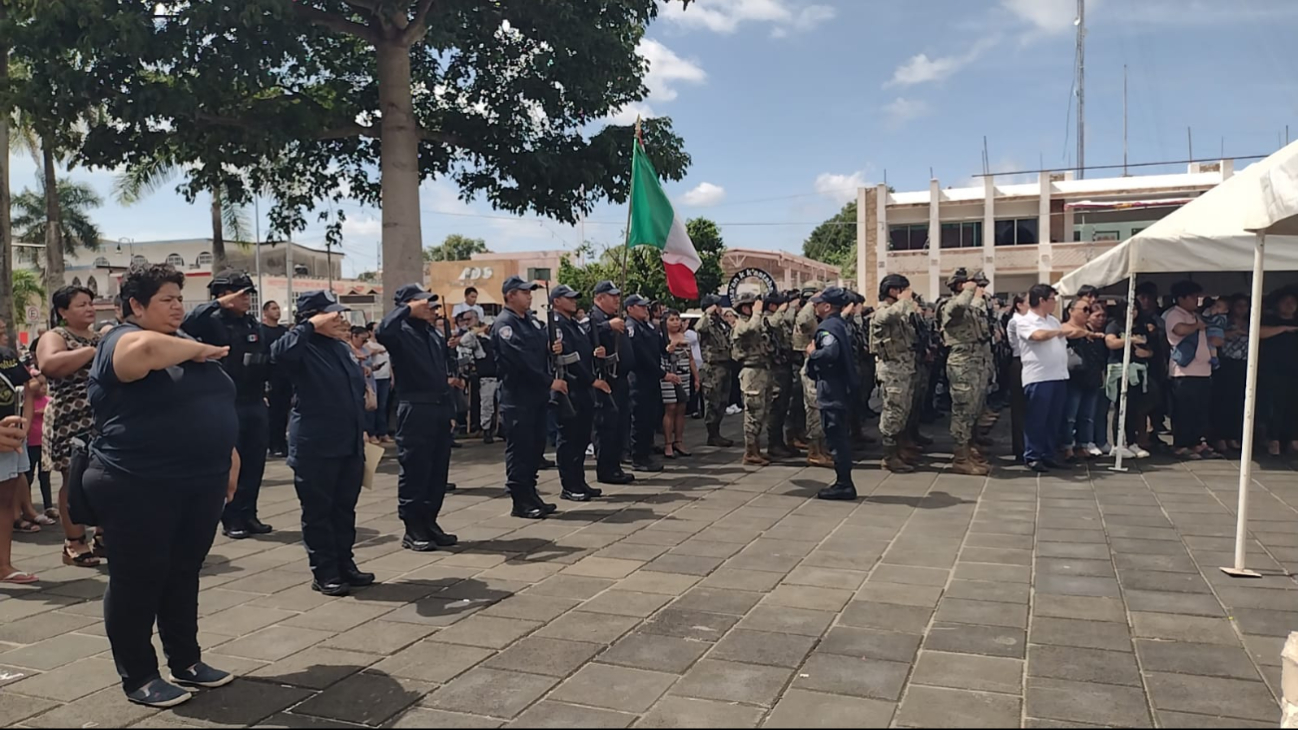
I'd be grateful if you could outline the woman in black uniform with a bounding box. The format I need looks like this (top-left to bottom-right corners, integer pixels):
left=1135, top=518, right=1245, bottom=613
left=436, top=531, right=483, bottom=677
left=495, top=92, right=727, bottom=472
left=85, top=263, right=240, bottom=708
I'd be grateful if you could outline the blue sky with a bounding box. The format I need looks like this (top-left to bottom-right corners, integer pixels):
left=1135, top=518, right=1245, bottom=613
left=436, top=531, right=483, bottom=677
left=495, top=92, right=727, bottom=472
left=8, top=0, right=1297, bottom=277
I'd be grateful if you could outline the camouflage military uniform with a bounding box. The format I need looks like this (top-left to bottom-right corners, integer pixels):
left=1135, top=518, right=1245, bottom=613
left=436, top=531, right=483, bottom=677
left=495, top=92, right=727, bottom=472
left=907, top=307, right=935, bottom=439
left=696, top=310, right=734, bottom=446
left=784, top=305, right=807, bottom=446
left=731, top=301, right=771, bottom=454
left=939, top=286, right=988, bottom=448
left=765, top=303, right=796, bottom=456
left=869, top=298, right=918, bottom=446
left=793, top=300, right=823, bottom=442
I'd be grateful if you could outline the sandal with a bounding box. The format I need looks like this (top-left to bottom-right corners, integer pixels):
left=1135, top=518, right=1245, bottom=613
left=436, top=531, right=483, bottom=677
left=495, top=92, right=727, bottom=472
left=0, top=571, right=38, bottom=585
left=673, top=441, right=693, bottom=457
left=63, top=536, right=101, bottom=567
left=33, top=514, right=55, bottom=526
left=12, top=520, right=40, bottom=534
left=92, top=533, right=108, bottom=559
left=44, top=508, right=60, bottom=521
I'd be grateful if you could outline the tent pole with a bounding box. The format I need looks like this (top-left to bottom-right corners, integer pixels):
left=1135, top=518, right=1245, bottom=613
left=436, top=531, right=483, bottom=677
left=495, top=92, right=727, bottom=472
left=1222, top=231, right=1266, bottom=578
left=1111, top=242, right=1137, bottom=472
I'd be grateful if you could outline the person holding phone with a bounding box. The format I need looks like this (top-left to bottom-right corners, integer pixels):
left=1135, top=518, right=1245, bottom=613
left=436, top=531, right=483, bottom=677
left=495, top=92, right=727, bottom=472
left=0, top=342, right=38, bottom=584
left=181, top=270, right=273, bottom=540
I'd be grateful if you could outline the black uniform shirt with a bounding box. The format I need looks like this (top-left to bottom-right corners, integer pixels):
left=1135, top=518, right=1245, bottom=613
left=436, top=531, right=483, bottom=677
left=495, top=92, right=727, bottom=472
left=555, top=311, right=596, bottom=404
left=589, top=304, right=635, bottom=380
left=627, top=316, right=664, bottom=383
left=270, top=321, right=366, bottom=467
left=376, top=304, right=450, bottom=403
left=181, top=301, right=271, bottom=402
left=89, top=323, right=238, bottom=481
left=807, top=313, right=857, bottom=411
left=491, top=307, right=551, bottom=407
left=261, top=322, right=291, bottom=389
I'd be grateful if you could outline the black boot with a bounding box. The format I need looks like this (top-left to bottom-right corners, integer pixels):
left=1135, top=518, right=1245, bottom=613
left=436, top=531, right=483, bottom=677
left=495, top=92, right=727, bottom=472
left=401, top=522, right=437, bottom=552
left=312, top=578, right=350, bottom=596
left=598, top=472, right=634, bottom=485
left=561, top=487, right=592, bottom=502
left=222, top=522, right=250, bottom=540
left=817, top=482, right=858, bottom=501
left=342, top=564, right=376, bottom=587
left=246, top=517, right=273, bottom=535
left=427, top=522, right=459, bottom=547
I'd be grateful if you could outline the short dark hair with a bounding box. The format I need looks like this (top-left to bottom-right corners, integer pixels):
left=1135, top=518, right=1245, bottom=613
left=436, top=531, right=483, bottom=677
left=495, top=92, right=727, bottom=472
left=350, top=325, right=368, bottom=336
left=1135, top=281, right=1159, bottom=298
left=120, top=263, right=185, bottom=309
left=49, top=285, right=94, bottom=328
left=1076, top=284, right=1098, bottom=299
left=1170, top=280, right=1203, bottom=300
left=464, top=286, right=478, bottom=296
left=262, top=300, right=278, bottom=312
left=1028, top=284, right=1057, bottom=307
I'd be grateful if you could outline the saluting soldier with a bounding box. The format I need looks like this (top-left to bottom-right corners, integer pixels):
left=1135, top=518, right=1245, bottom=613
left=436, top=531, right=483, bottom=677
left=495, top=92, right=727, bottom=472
left=549, top=284, right=606, bottom=502
left=870, top=275, right=919, bottom=473
left=730, top=292, right=772, bottom=465
left=588, top=281, right=636, bottom=485
left=181, top=270, right=273, bottom=540
left=805, top=287, right=858, bottom=500
left=938, top=269, right=991, bottom=475
left=784, top=289, right=810, bottom=450
left=270, top=290, right=373, bottom=597
left=794, top=288, right=834, bottom=468
left=376, top=285, right=461, bottom=552
left=492, top=276, right=565, bottom=519
left=763, top=292, right=798, bottom=458
left=695, top=294, right=735, bottom=447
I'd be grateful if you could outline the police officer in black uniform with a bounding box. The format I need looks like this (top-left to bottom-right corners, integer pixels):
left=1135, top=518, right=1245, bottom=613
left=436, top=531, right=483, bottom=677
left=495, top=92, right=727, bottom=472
left=492, top=276, right=565, bottom=519
left=181, top=269, right=273, bottom=539
left=588, top=281, right=635, bottom=485
left=805, top=286, right=859, bottom=501
left=376, top=285, right=460, bottom=552
left=626, top=293, right=674, bottom=472
left=260, top=301, right=292, bottom=458
left=270, top=290, right=374, bottom=596
left=550, top=284, right=607, bottom=502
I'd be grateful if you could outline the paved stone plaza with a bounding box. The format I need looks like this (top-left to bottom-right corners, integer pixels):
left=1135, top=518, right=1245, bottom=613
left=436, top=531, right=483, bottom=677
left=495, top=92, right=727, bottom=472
left=0, top=420, right=1291, bottom=728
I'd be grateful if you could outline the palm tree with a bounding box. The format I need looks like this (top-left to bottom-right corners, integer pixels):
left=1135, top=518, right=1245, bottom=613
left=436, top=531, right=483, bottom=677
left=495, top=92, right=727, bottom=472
left=10, top=178, right=102, bottom=266
left=114, top=159, right=250, bottom=272
left=10, top=268, right=44, bottom=323
left=0, top=9, right=13, bottom=332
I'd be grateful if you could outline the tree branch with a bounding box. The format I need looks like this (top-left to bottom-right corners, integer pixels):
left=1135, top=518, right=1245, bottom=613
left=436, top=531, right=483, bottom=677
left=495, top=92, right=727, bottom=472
left=317, top=124, right=377, bottom=140
left=400, top=0, right=436, bottom=46
left=421, top=127, right=462, bottom=147
left=293, top=3, right=379, bottom=44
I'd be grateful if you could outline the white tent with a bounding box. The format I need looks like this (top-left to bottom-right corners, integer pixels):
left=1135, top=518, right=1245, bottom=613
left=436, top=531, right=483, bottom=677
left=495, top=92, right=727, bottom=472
left=1057, top=141, right=1298, bottom=296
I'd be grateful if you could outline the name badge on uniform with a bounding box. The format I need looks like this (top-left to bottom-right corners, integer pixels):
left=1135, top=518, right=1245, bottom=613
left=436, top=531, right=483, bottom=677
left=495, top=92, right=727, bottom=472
left=555, top=329, right=563, bottom=342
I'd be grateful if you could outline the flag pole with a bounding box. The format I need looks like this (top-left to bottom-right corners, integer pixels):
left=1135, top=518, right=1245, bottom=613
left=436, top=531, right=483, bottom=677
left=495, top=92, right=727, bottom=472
left=618, top=117, right=641, bottom=296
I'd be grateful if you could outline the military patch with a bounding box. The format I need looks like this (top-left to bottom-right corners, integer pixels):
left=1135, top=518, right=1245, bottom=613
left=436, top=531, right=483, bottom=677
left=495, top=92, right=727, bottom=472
left=628, top=325, right=636, bottom=338
left=817, top=332, right=835, bottom=347
left=499, top=325, right=513, bottom=340
left=555, top=329, right=563, bottom=342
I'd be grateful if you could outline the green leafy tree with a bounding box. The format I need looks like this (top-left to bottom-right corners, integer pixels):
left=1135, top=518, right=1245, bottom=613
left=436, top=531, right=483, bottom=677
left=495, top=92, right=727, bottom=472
left=357, top=270, right=378, bottom=282
left=0, top=3, right=12, bottom=332
left=49, top=0, right=694, bottom=313
left=423, top=234, right=488, bottom=263
left=10, top=177, right=102, bottom=265
left=11, top=267, right=43, bottom=320
left=803, top=201, right=858, bottom=281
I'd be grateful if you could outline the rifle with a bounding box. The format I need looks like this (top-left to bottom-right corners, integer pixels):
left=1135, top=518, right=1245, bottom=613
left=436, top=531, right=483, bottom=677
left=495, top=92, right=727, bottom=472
left=439, top=297, right=469, bottom=414
left=544, top=283, right=579, bottom=420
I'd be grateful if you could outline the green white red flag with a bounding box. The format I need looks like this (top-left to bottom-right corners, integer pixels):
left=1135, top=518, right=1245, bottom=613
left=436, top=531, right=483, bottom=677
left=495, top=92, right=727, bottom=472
left=627, top=137, right=701, bottom=299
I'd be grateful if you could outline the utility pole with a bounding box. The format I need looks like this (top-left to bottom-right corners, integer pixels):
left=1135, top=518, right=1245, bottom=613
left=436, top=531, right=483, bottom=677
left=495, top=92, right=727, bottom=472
left=1076, top=0, right=1086, bottom=179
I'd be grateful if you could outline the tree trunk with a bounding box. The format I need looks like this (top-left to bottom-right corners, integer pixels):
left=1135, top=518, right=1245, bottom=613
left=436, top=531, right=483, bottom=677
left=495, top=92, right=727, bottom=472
left=376, top=39, right=423, bottom=314
left=210, top=187, right=227, bottom=272
left=0, top=12, right=14, bottom=335
left=41, top=139, right=64, bottom=297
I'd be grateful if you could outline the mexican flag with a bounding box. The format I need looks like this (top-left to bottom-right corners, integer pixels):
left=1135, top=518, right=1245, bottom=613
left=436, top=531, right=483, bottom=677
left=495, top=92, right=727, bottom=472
left=628, top=137, right=702, bottom=300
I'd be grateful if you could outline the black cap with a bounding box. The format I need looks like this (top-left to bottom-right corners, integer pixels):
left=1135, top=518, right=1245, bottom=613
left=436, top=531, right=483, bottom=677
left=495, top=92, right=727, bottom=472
left=502, top=276, right=541, bottom=295
left=209, top=269, right=254, bottom=295
left=296, top=289, right=348, bottom=317
left=550, top=284, right=580, bottom=302
left=393, top=284, right=436, bottom=306
left=593, top=280, right=621, bottom=296
left=624, top=293, right=650, bottom=308
left=811, top=287, right=851, bottom=306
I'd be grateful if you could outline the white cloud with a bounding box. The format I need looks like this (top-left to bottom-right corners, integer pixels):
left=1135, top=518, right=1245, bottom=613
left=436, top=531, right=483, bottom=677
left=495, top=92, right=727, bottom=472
left=882, top=97, right=931, bottom=126
left=885, top=37, right=998, bottom=88
left=1000, top=0, right=1082, bottom=35
left=341, top=215, right=381, bottom=242
left=814, top=171, right=868, bottom=204
left=609, top=101, right=655, bottom=126
left=639, top=39, right=706, bottom=103
left=660, top=0, right=835, bottom=36
left=680, top=182, right=726, bottom=207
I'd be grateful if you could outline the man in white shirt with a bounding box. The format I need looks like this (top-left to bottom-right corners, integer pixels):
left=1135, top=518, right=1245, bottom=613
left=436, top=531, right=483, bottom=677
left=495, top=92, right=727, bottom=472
left=452, top=286, right=486, bottom=322
left=1019, top=284, right=1070, bottom=472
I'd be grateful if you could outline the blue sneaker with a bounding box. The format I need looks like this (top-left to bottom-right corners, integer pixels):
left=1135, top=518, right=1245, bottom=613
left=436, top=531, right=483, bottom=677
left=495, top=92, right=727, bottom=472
left=170, top=661, right=234, bottom=689
left=126, top=678, right=193, bottom=708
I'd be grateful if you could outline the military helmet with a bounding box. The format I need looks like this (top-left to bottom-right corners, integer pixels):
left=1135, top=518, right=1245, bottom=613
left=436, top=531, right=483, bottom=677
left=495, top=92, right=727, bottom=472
left=733, top=291, right=759, bottom=309
left=878, top=274, right=910, bottom=301
left=947, top=267, right=970, bottom=291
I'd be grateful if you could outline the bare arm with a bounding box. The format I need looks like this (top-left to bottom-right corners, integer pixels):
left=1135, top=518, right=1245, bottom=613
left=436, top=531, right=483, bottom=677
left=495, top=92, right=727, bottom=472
left=112, top=330, right=228, bottom=383
left=1259, top=325, right=1297, bottom=339
left=1171, top=316, right=1204, bottom=337
left=227, top=448, right=240, bottom=503
left=36, top=333, right=96, bottom=379
left=1027, top=326, right=1066, bottom=342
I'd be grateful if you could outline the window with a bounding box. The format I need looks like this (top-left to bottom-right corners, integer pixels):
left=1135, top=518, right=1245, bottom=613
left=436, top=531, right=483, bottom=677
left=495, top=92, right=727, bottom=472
left=71, top=276, right=82, bottom=287
left=940, top=221, right=982, bottom=249
left=1093, top=230, right=1121, bottom=242
left=196, top=251, right=213, bottom=267
left=93, top=256, right=110, bottom=268
left=994, top=218, right=1039, bottom=246
left=527, top=267, right=552, bottom=282
left=1131, top=227, right=1145, bottom=236
left=888, top=224, right=928, bottom=251
left=131, top=254, right=148, bottom=266
left=166, top=253, right=185, bottom=267
left=87, top=276, right=98, bottom=296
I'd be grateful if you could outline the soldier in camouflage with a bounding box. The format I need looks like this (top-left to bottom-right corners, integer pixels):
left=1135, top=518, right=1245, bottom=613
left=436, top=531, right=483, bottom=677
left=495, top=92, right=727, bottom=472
left=870, top=274, right=918, bottom=473
left=696, top=295, right=735, bottom=448
left=845, top=291, right=875, bottom=445
left=731, top=292, right=772, bottom=465
left=900, top=299, right=935, bottom=467
left=784, top=289, right=809, bottom=450
left=939, top=268, right=991, bottom=475
left=763, top=293, right=798, bottom=459
left=794, top=288, right=834, bottom=468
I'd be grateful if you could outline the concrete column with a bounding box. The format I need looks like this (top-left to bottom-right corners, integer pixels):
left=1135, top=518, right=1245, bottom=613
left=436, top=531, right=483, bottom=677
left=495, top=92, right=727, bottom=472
left=929, top=179, right=942, bottom=298
left=982, top=175, right=996, bottom=293
left=1222, top=158, right=1235, bottom=181
left=856, top=186, right=869, bottom=295
left=1037, top=173, right=1053, bottom=284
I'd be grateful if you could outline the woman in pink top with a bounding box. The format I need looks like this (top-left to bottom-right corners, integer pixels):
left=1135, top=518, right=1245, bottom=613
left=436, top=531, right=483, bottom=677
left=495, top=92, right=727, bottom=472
left=13, top=375, right=54, bottom=533
left=24, top=376, right=53, bottom=517
left=1164, top=280, right=1221, bottom=460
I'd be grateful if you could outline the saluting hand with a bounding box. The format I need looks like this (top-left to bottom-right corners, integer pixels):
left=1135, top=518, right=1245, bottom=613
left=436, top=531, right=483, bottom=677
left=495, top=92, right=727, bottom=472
left=217, top=287, right=253, bottom=309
